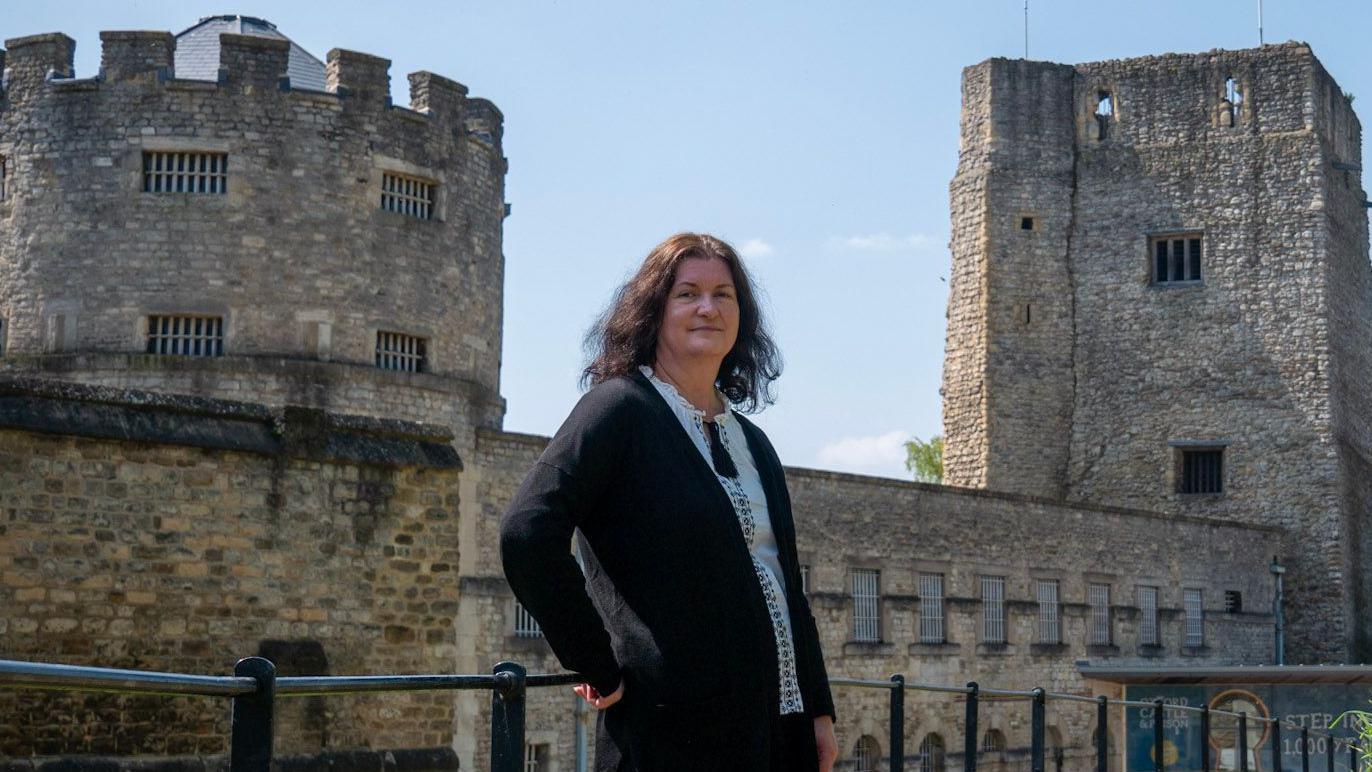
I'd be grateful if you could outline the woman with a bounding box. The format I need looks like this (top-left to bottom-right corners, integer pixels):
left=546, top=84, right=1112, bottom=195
left=500, top=233, right=838, bottom=771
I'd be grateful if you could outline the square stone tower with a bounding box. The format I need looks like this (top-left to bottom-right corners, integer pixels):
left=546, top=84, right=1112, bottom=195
left=943, top=43, right=1371, bottom=662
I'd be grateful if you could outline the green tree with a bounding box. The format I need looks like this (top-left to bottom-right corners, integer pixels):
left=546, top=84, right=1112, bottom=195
left=904, top=435, right=944, bottom=484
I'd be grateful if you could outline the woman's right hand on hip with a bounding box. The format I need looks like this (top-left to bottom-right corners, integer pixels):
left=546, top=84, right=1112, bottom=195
left=574, top=679, right=625, bottom=710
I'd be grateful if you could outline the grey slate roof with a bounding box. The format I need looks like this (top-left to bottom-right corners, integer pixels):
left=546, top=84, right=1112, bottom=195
left=174, top=15, right=327, bottom=91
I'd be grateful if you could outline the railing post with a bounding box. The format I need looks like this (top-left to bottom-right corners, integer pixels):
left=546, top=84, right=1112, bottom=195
left=230, top=656, right=276, bottom=772
left=1239, top=712, right=1250, bottom=772
left=1031, top=688, right=1046, bottom=772
left=965, top=682, right=979, bottom=772
left=491, top=661, right=527, bottom=772
left=1154, top=698, right=1166, bottom=772
left=890, top=675, right=905, bottom=772
left=1273, top=717, right=1284, bottom=772
left=1096, top=696, right=1108, bottom=772
left=1352, top=739, right=1360, bottom=772
left=1303, top=727, right=1311, bottom=772
left=1201, top=702, right=1212, bottom=772
left=1327, top=733, right=1334, bottom=772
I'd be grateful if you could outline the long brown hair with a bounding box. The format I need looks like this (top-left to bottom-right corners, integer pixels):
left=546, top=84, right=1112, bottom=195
left=582, top=232, right=781, bottom=413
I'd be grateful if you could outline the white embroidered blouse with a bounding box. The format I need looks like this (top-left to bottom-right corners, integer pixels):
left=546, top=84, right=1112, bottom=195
left=639, top=366, right=805, bottom=715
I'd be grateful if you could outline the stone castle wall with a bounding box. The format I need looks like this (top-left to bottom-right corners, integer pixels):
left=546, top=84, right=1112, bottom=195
left=461, top=429, right=1277, bottom=771
left=943, top=43, right=1370, bottom=661
left=0, top=29, right=507, bottom=433
left=0, top=378, right=463, bottom=758
left=942, top=58, right=1078, bottom=497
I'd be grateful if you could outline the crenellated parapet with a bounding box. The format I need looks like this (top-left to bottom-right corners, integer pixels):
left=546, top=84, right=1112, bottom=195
left=99, top=30, right=174, bottom=83
left=0, top=27, right=504, bottom=144
left=2, top=33, right=76, bottom=102
left=0, top=21, right=509, bottom=438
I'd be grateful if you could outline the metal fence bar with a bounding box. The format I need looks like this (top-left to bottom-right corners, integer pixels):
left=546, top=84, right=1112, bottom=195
left=980, top=686, right=1036, bottom=698
left=229, top=657, right=275, bottom=772
left=1096, top=695, right=1108, bottom=772
left=1031, top=687, right=1046, bottom=772
left=276, top=673, right=500, bottom=696
left=1274, top=715, right=1284, bottom=772
left=1201, top=703, right=1212, bottom=772
left=1154, top=698, right=1166, bottom=772
left=965, top=682, right=980, bottom=772
left=1240, top=712, right=1250, bottom=772
left=8, top=657, right=1371, bottom=772
left=890, top=675, right=905, bottom=772
left=0, top=658, right=255, bottom=697
left=1045, top=691, right=1107, bottom=705
left=829, top=677, right=899, bottom=689
left=490, top=661, right=526, bottom=772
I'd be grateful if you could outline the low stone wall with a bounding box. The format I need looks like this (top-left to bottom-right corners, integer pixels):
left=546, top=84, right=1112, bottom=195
left=0, top=377, right=463, bottom=758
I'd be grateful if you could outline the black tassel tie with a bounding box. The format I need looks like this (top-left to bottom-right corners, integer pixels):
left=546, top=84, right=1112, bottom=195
left=705, top=421, right=739, bottom=479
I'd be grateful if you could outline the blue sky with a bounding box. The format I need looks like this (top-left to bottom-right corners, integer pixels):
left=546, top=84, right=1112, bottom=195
left=9, top=1, right=1369, bottom=479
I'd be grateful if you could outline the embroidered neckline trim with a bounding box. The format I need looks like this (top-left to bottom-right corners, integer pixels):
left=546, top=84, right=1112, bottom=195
left=639, top=366, right=732, bottom=423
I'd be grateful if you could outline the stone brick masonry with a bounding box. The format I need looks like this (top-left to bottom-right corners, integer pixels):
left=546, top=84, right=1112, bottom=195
left=0, top=377, right=462, bottom=757
left=942, top=43, right=1371, bottom=663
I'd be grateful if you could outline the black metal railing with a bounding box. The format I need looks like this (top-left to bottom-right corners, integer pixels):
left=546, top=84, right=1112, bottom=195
left=1, top=658, right=1364, bottom=772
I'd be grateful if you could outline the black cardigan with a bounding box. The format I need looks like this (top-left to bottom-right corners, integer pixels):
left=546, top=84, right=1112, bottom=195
left=500, top=371, right=834, bottom=768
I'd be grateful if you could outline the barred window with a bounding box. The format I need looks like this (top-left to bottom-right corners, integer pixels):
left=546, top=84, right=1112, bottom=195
left=1180, top=448, right=1224, bottom=494
left=514, top=601, right=542, bottom=639
left=1, top=154, right=8, bottom=200
left=143, top=151, right=228, bottom=194
left=854, top=736, right=881, bottom=772
left=851, top=569, right=880, bottom=642
left=919, top=733, right=946, bottom=772
left=1088, top=582, right=1112, bottom=646
left=375, top=331, right=427, bottom=373
left=146, top=315, right=223, bottom=357
left=1152, top=233, right=1203, bottom=284
left=523, top=743, right=549, bottom=772
left=1036, top=579, right=1061, bottom=644
left=980, top=575, right=1005, bottom=644
left=981, top=730, right=1007, bottom=753
left=380, top=172, right=436, bottom=220
left=1138, top=585, right=1160, bottom=646
left=919, top=572, right=946, bottom=644
left=800, top=564, right=810, bottom=594
left=1184, top=588, right=1204, bottom=647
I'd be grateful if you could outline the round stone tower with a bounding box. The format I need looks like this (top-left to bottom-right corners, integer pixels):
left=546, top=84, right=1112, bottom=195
left=0, top=18, right=508, bottom=442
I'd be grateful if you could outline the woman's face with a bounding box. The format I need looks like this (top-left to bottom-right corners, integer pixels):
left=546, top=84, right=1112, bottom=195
left=656, top=256, right=740, bottom=367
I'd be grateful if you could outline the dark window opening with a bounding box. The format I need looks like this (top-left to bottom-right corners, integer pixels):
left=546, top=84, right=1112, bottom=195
left=147, top=315, right=224, bottom=357
left=143, top=151, right=228, bottom=194
left=1224, top=590, right=1243, bottom=614
left=1180, top=448, right=1224, bottom=494
left=1095, top=92, right=1113, bottom=140
left=1024, top=303, right=1032, bottom=325
left=1021, top=216, right=1035, bottom=230
left=376, top=331, right=428, bottom=373
left=258, top=640, right=329, bottom=675
left=1152, top=233, right=1203, bottom=284
left=0, top=155, right=8, bottom=200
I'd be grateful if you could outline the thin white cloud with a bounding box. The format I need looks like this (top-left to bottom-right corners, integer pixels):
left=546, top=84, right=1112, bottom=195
left=814, top=430, right=910, bottom=479
left=739, top=238, right=775, bottom=259
left=828, top=233, right=938, bottom=252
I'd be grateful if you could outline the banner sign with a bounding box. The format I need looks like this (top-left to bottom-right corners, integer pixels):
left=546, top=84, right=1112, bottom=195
left=1124, top=684, right=1368, bottom=772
